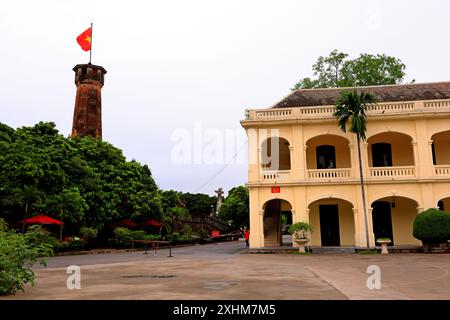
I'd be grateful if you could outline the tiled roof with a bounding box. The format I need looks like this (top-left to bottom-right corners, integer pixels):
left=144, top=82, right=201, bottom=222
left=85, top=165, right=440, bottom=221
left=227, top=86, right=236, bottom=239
left=272, top=82, right=450, bottom=108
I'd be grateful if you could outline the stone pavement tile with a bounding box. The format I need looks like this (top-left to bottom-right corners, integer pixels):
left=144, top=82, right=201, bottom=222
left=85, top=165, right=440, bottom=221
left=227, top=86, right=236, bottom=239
left=305, top=265, right=411, bottom=300
left=2, top=256, right=345, bottom=300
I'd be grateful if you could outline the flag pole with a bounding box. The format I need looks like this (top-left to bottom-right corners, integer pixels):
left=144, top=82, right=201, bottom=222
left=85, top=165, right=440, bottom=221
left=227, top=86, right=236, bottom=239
left=89, top=22, right=93, bottom=64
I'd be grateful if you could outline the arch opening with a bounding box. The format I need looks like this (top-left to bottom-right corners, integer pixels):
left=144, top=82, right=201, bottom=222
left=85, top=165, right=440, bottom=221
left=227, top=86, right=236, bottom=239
left=260, top=137, right=291, bottom=171
left=308, top=198, right=355, bottom=247
left=306, top=135, right=351, bottom=169
left=368, top=132, right=414, bottom=167
left=371, top=196, right=420, bottom=246
left=262, top=199, right=292, bottom=247
left=431, top=130, right=450, bottom=166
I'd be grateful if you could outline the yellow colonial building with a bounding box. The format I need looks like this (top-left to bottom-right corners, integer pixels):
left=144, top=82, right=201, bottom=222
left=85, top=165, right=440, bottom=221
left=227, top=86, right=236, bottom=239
left=241, top=82, right=450, bottom=249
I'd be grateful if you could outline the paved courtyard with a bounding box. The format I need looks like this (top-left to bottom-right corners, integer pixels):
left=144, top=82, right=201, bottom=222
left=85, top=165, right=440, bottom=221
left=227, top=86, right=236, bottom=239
left=2, top=241, right=450, bottom=300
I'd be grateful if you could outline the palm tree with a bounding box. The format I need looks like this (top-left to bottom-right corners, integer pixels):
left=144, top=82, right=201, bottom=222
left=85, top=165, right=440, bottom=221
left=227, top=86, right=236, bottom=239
left=334, top=90, right=376, bottom=249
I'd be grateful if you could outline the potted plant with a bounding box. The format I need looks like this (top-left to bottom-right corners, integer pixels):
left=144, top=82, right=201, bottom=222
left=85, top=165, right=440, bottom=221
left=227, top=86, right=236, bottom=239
left=376, top=238, right=392, bottom=254
left=288, top=221, right=313, bottom=253
left=413, top=208, right=450, bottom=253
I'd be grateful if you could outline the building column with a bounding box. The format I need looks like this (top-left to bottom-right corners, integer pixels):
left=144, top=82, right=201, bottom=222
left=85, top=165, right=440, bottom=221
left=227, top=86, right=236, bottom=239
left=303, top=145, right=308, bottom=180
left=289, top=146, right=296, bottom=179
left=292, top=125, right=305, bottom=180
left=419, top=183, right=435, bottom=209
left=249, top=187, right=264, bottom=248
left=354, top=184, right=374, bottom=248
left=414, top=120, right=434, bottom=178
left=256, top=147, right=262, bottom=183
left=367, top=207, right=375, bottom=247
left=256, top=210, right=264, bottom=248
left=362, top=141, right=370, bottom=179
left=352, top=208, right=363, bottom=247
left=412, top=141, right=420, bottom=177
left=247, top=128, right=259, bottom=183
left=349, top=143, right=357, bottom=179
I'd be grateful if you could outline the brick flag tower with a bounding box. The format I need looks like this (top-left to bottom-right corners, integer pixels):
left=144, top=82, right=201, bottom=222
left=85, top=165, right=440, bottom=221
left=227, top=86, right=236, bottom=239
left=71, top=64, right=107, bottom=138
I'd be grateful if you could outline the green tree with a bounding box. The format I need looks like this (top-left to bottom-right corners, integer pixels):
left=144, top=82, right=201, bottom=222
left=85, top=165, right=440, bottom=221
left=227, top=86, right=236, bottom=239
left=0, top=122, right=161, bottom=238
left=46, top=187, right=88, bottom=240
left=161, top=190, right=183, bottom=214
left=180, top=192, right=216, bottom=216
left=218, top=186, right=249, bottom=227
left=2, top=185, right=44, bottom=230
left=0, top=222, right=53, bottom=295
left=334, top=91, right=377, bottom=249
left=292, top=50, right=407, bottom=90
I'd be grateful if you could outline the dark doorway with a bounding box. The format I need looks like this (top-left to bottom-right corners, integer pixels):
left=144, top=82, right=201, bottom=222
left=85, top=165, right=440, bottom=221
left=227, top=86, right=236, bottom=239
left=372, top=201, right=394, bottom=245
left=438, top=200, right=444, bottom=211
left=372, top=143, right=392, bottom=167
left=319, top=205, right=340, bottom=246
left=316, top=145, right=336, bottom=169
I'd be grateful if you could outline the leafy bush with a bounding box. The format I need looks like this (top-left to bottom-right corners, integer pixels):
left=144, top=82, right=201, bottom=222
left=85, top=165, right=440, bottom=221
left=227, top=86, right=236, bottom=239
left=79, top=227, right=98, bottom=241
left=67, top=237, right=85, bottom=251
left=413, top=209, right=450, bottom=243
left=144, top=234, right=161, bottom=241
left=0, top=227, right=54, bottom=295
left=113, top=227, right=133, bottom=243
left=288, top=222, right=314, bottom=239
left=130, top=230, right=147, bottom=240
left=25, top=225, right=59, bottom=248
left=0, top=218, right=8, bottom=232
left=165, top=232, right=180, bottom=242
left=179, top=234, right=193, bottom=242
left=198, top=228, right=208, bottom=239
left=181, top=225, right=193, bottom=237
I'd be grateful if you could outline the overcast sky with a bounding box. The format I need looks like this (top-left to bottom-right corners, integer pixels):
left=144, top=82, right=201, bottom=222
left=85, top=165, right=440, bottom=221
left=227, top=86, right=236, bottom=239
left=1, top=0, right=449, bottom=196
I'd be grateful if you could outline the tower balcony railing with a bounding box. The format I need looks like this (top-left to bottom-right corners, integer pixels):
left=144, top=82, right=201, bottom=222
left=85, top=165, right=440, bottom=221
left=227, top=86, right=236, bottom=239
left=245, top=99, right=450, bottom=121
left=261, top=170, right=290, bottom=181
left=434, top=165, right=450, bottom=176
left=368, top=166, right=416, bottom=178
left=307, top=168, right=352, bottom=181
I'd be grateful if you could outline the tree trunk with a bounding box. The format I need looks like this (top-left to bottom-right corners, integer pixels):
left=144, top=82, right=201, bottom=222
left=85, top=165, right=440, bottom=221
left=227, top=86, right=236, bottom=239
left=23, top=202, right=28, bottom=232
left=59, top=208, right=64, bottom=241
left=357, top=138, right=371, bottom=249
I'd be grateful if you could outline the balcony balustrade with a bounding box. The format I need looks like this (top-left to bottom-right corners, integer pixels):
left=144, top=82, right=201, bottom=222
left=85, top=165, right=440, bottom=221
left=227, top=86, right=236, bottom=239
left=254, top=165, right=450, bottom=184
left=369, top=166, right=416, bottom=178
left=246, top=99, right=450, bottom=121
left=434, top=165, right=450, bottom=176
left=261, top=170, right=290, bottom=181
left=307, top=168, right=351, bottom=180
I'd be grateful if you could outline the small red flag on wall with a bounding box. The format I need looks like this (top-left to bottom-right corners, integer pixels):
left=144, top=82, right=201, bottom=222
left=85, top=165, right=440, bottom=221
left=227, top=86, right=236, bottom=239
left=271, top=186, right=280, bottom=193
left=76, top=27, right=92, bottom=51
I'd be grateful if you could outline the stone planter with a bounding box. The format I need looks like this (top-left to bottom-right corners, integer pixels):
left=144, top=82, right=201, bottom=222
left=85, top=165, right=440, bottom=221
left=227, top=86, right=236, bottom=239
left=377, top=239, right=391, bottom=254
left=293, top=238, right=309, bottom=253
left=422, top=242, right=449, bottom=253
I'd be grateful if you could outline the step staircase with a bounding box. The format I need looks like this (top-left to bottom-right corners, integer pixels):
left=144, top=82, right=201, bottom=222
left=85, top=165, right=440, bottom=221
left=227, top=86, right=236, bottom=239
left=310, top=246, right=356, bottom=254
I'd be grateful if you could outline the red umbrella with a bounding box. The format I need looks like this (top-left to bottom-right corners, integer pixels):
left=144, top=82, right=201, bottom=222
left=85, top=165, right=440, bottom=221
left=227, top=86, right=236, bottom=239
left=140, top=219, right=162, bottom=227
left=22, top=215, right=63, bottom=225
left=109, top=219, right=138, bottom=228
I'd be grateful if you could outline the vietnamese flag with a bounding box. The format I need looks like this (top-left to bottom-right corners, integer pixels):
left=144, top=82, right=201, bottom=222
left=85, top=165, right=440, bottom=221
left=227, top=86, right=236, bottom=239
left=76, top=27, right=92, bottom=51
